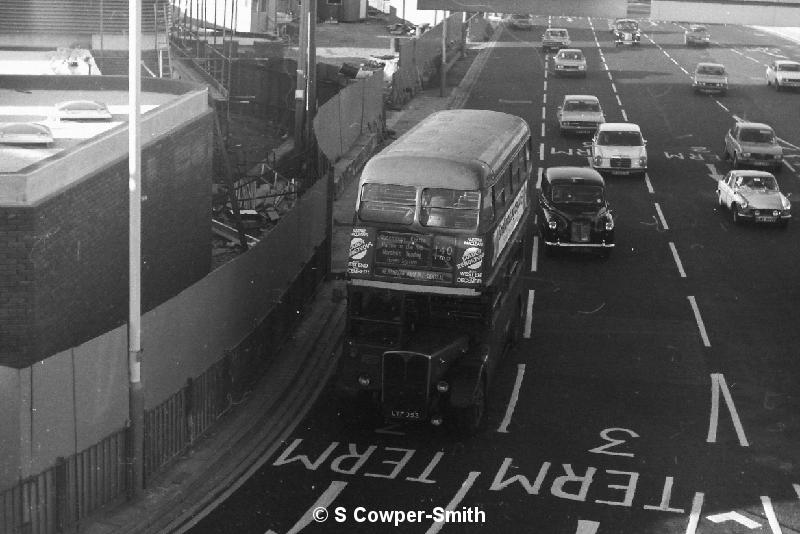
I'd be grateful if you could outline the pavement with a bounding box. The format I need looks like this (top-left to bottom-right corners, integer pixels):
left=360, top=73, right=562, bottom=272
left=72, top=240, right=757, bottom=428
left=77, top=25, right=493, bottom=534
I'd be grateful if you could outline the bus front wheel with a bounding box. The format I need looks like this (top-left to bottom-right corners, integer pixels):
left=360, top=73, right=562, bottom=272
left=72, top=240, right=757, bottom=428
left=452, top=376, right=487, bottom=436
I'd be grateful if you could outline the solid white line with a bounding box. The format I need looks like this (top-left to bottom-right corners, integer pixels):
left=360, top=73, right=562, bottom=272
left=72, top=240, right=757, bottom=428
left=531, top=236, right=539, bottom=271
left=669, top=242, right=687, bottom=278
left=524, top=289, right=534, bottom=339
left=264, top=480, right=348, bottom=534
left=685, top=493, right=704, bottom=534
left=688, top=296, right=711, bottom=347
left=778, top=136, right=800, bottom=150
left=621, top=109, right=628, bottom=122
left=644, top=173, right=654, bottom=193
left=497, top=364, right=526, bottom=433
left=761, top=496, right=783, bottom=533
left=425, top=472, right=481, bottom=534
left=654, top=202, right=669, bottom=230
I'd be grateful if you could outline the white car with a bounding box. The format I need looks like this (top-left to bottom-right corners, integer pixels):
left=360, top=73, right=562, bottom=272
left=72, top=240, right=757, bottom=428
left=766, top=60, right=800, bottom=91
left=553, top=48, right=587, bottom=77
left=716, top=170, right=791, bottom=227
left=542, top=28, right=571, bottom=52
left=693, top=62, right=728, bottom=95
left=556, top=95, right=605, bottom=135
left=591, top=123, right=647, bottom=177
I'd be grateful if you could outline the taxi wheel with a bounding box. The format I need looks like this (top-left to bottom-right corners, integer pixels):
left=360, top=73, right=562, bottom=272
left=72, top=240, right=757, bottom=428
left=731, top=204, right=741, bottom=224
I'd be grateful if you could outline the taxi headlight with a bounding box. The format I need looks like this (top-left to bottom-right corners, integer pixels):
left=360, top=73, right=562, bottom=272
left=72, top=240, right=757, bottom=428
left=738, top=198, right=749, bottom=209
left=593, top=155, right=603, bottom=166
left=548, top=219, right=558, bottom=230
left=605, top=217, right=614, bottom=231
left=773, top=210, right=781, bottom=217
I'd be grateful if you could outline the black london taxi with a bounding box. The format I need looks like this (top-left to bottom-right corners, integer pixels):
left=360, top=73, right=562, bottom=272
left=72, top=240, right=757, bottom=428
left=537, top=166, right=615, bottom=257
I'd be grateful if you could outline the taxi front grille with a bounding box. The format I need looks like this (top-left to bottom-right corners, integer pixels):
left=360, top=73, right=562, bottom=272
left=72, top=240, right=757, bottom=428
left=570, top=221, right=591, bottom=242
left=381, top=353, right=430, bottom=411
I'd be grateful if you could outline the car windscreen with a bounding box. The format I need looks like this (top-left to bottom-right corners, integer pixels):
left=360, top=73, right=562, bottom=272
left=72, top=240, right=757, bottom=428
left=546, top=30, right=566, bottom=37
left=420, top=188, right=481, bottom=230
left=551, top=184, right=604, bottom=205
left=359, top=183, right=417, bottom=224
left=739, top=129, right=775, bottom=143
left=778, top=63, right=800, bottom=71
left=697, top=65, right=725, bottom=75
left=617, top=21, right=638, bottom=30
left=564, top=101, right=600, bottom=112
left=597, top=131, right=642, bottom=146
left=740, top=175, right=778, bottom=190
left=558, top=52, right=583, bottom=60
left=690, top=26, right=707, bottom=32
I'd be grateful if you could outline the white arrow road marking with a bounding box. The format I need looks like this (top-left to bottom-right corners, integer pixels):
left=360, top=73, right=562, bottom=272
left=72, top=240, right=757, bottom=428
left=707, top=511, right=760, bottom=528
left=762, top=496, right=784, bottom=533
left=706, top=163, right=724, bottom=181
left=497, top=364, right=526, bottom=433
left=575, top=519, right=600, bottom=534
left=264, top=480, right=348, bottom=534
left=375, top=422, right=406, bottom=435
left=425, top=471, right=481, bottom=534
left=685, top=492, right=704, bottom=534
left=707, top=373, right=749, bottom=446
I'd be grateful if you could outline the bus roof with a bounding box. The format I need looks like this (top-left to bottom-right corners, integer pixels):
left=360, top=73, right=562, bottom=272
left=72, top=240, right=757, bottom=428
left=361, top=109, right=530, bottom=190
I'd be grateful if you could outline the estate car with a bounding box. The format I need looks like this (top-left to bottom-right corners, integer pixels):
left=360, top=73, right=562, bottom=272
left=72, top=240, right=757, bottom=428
left=716, top=170, right=791, bottom=227
left=538, top=167, right=615, bottom=257
left=553, top=48, right=587, bottom=77
left=556, top=95, right=605, bottom=135
left=591, top=122, right=648, bottom=177
left=542, top=28, right=571, bottom=52
left=766, top=60, right=800, bottom=91
left=693, top=62, right=728, bottom=95
left=723, top=121, right=783, bottom=172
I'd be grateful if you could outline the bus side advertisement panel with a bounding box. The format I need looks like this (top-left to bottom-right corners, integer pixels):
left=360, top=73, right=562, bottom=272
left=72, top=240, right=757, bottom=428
left=455, top=237, right=485, bottom=286
left=492, top=181, right=529, bottom=264
left=348, top=227, right=376, bottom=277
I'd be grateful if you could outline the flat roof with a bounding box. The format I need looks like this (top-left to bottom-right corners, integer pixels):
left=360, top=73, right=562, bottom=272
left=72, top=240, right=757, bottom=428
left=0, top=88, right=168, bottom=173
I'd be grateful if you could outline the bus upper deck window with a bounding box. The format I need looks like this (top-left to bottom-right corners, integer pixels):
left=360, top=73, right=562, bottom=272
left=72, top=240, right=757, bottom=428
left=358, top=183, right=417, bottom=224
left=421, top=188, right=480, bottom=229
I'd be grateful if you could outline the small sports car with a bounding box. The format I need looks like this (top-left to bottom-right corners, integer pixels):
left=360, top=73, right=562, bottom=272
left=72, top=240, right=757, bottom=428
left=716, top=170, right=791, bottom=227
left=611, top=19, right=641, bottom=46
left=723, top=121, right=783, bottom=172
left=685, top=24, right=710, bottom=46
left=556, top=94, right=605, bottom=135
left=766, top=59, right=800, bottom=91
left=553, top=48, right=587, bottom=77
left=693, top=62, right=728, bottom=95
left=538, top=166, right=614, bottom=257
left=542, top=28, right=571, bottom=52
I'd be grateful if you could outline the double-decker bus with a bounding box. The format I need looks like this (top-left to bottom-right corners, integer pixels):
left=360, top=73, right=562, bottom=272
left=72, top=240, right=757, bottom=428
left=337, top=109, right=533, bottom=434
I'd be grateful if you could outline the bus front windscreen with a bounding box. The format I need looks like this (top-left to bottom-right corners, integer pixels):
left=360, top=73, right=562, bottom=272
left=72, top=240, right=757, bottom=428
left=420, top=189, right=480, bottom=230
left=359, top=184, right=417, bottom=225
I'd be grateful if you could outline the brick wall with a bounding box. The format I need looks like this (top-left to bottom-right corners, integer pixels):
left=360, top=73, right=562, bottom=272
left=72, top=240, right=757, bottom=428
left=0, top=112, right=213, bottom=368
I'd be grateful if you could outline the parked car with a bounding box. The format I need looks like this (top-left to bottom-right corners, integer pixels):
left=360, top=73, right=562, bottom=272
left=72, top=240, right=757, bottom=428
left=723, top=121, right=783, bottom=172
left=506, top=13, right=534, bottom=30
left=591, top=122, right=647, bottom=177
left=556, top=94, right=605, bottom=135
left=538, top=166, right=615, bottom=258
left=611, top=19, right=641, bottom=46
left=542, top=28, right=571, bottom=52
left=0, top=122, right=54, bottom=146
left=693, top=62, right=728, bottom=95
left=766, top=59, right=800, bottom=91
left=684, top=24, right=710, bottom=46
left=553, top=48, right=587, bottom=77
left=716, top=170, right=790, bottom=227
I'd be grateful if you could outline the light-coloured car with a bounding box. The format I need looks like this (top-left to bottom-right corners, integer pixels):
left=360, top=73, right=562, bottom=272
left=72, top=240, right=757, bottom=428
left=716, top=170, right=790, bottom=227
left=684, top=24, right=710, bottom=46
left=506, top=13, right=534, bottom=30
left=0, top=122, right=54, bottom=146
left=591, top=122, right=647, bottom=177
left=542, top=28, right=570, bottom=52
left=766, top=59, right=800, bottom=91
left=723, top=121, right=783, bottom=172
left=556, top=95, right=605, bottom=135
left=553, top=48, right=587, bottom=77
left=612, top=19, right=641, bottom=46
left=693, top=62, right=728, bottom=95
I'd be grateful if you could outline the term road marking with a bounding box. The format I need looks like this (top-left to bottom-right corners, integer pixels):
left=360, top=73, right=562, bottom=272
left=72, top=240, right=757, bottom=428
left=497, top=363, right=526, bottom=433
left=264, top=480, right=348, bottom=534
left=424, top=471, right=481, bottom=534
left=707, top=373, right=749, bottom=446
